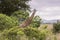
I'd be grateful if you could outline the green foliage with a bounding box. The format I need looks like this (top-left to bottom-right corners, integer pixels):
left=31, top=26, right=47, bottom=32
left=0, top=26, right=24, bottom=40
left=0, top=14, right=18, bottom=30
left=24, top=27, right=49, bottom=40
left=0, top=0, right=30, bottom=15
left=11, top=10, right=29, bottom=22
left=30, top=16, right=41, bottom=28
left=0, top=25, right=56, bottom=40
left=53, top=23, right=60, bottom=33
left=0, top=11, right=56, bottom=40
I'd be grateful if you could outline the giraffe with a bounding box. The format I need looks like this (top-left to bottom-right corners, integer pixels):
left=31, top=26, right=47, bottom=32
left=19, top=9, right=36, bottom=28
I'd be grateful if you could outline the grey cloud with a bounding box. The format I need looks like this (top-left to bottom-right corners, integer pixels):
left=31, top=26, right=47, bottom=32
left=29, top=0, right=60, bottom=20
left=29, top=0, right=60, bottom=8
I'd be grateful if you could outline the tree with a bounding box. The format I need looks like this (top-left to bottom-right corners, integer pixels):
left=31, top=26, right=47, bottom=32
left=0, top=0, right=30, bottom=15
left=53, top=23, right=60, bottom=33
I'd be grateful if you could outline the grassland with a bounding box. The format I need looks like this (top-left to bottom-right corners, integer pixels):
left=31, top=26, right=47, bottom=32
left=39, top=24, right=60, bottom=40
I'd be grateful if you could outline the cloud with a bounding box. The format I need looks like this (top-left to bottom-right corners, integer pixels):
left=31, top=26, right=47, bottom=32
left=29, top=0, right=60, bottom=7
left=35, top=7, right=60, bottom=20
left=29, top=0, right=60, bottom=20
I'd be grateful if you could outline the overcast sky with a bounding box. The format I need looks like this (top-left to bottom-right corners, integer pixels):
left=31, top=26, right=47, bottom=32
left=29, top=0, right=60, bottom=20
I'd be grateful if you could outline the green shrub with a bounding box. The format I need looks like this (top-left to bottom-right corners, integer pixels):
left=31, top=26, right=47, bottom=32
left=11, top=10, right=29, bottom=21
left=0, top=14, right=18, bottom=30
left=0, top=26, right=56, bottom=40
left=24, top=27, right=48, bottom=40
left=53, top=23, right=60, bottom=33
left=30, top=16, right=41, bottom=28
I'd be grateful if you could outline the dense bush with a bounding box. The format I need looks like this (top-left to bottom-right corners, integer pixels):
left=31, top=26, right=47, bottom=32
left=0, top=26, right=56, bottom=40
left=24, top=27, right=49, bottom=40
left=30, top=16, right=41, bottom=28
left=0, top=13, right=56, bottom=40
left=53, top=23, right=60, bottom=33
left=11, top=10, right=29, bottom=21
left=0, top=14, right=18, bottom=30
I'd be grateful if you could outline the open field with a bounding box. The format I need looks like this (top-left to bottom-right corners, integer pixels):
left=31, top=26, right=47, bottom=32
left=40, top=24, right=53, bottom=30
left=39, top=24, right=60, bottom=40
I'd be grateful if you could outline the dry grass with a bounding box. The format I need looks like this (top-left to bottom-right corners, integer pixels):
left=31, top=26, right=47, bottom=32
left=39, top=24, right=60, bottom=40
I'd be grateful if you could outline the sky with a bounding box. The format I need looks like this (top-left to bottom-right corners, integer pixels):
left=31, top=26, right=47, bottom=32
left=29, top=0, right=60, bottom=20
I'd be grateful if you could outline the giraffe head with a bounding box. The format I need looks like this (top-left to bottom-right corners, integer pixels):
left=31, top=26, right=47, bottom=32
left=33, top=9, right=37, bottom=13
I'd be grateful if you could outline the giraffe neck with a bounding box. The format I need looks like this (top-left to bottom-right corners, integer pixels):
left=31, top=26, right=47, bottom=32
left=30, top=11, right=36, bottom=19
left=19, top=9, right=36, bottom=27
